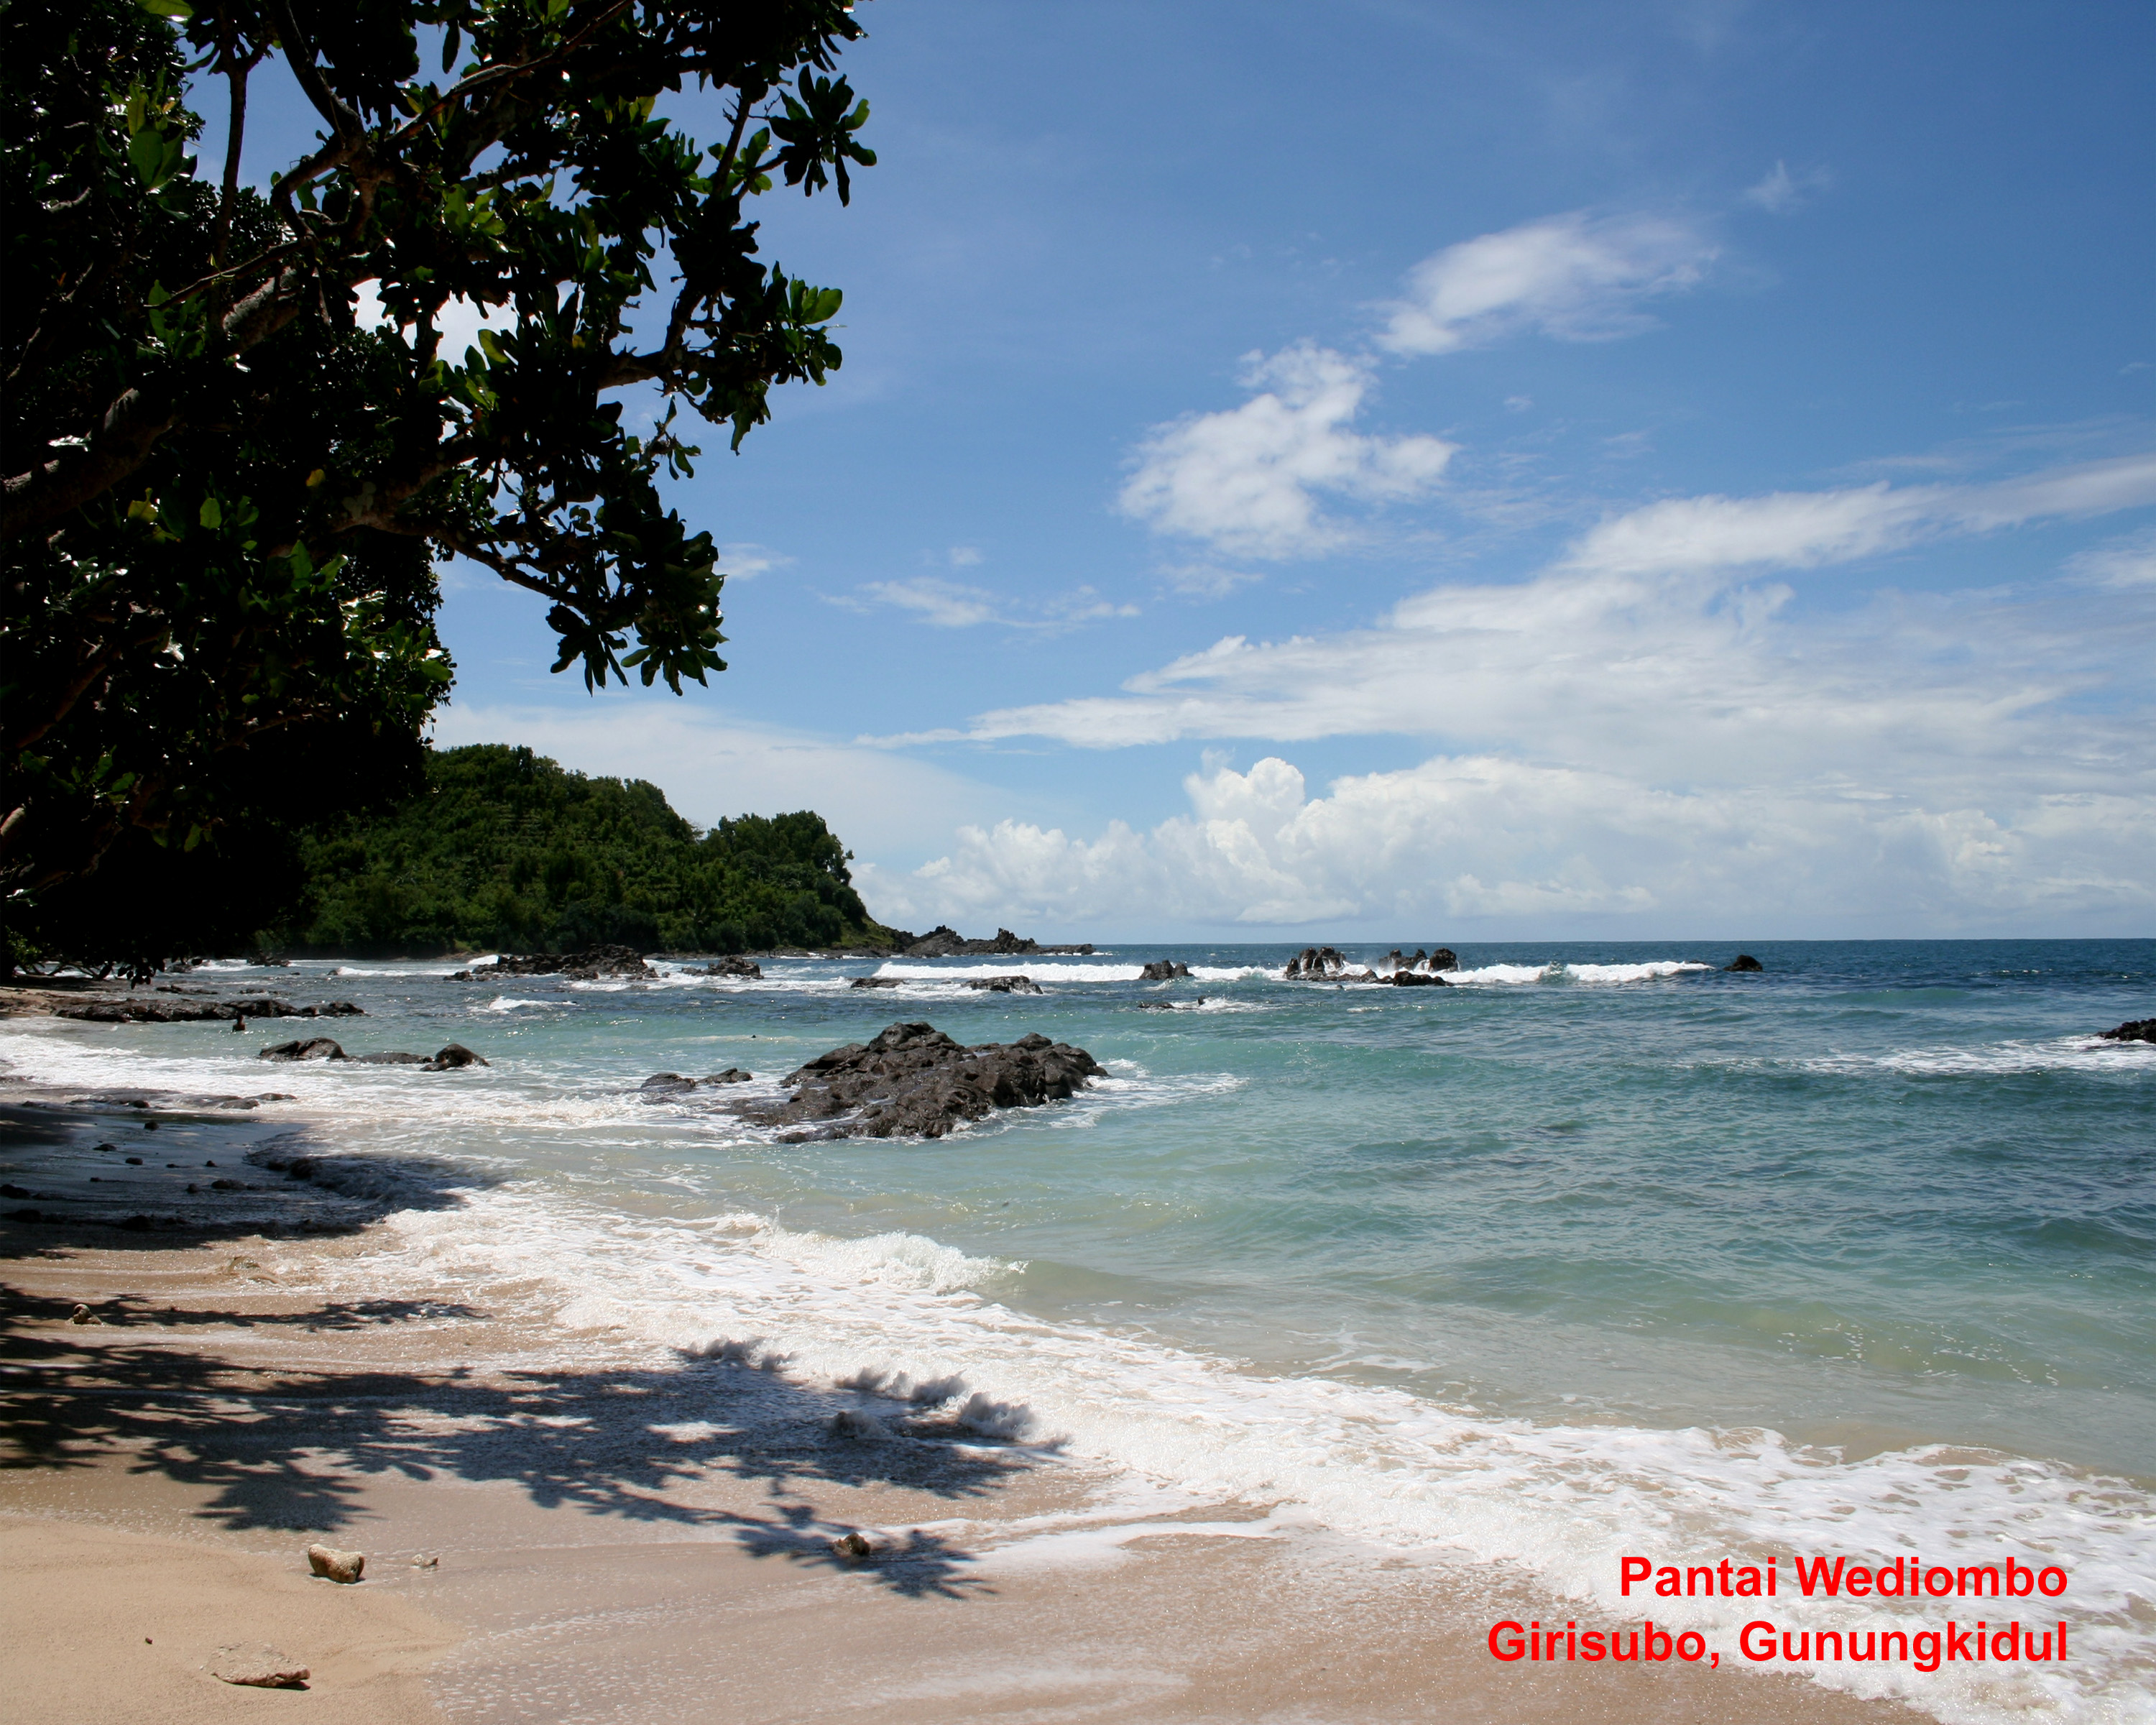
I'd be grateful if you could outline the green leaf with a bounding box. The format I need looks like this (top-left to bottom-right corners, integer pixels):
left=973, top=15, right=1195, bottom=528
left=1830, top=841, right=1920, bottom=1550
left=198, top=497, right=222, bottom=529
left=137, top=0, right=193, bottom=16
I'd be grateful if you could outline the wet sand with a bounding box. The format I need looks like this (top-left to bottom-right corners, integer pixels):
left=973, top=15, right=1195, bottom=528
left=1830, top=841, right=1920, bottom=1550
left=1, top=1171, right=1920, bottom=1725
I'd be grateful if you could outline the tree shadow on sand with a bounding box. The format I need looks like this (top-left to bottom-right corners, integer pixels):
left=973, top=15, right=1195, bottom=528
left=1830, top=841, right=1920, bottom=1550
left=0, top=1287, right=1033, bottom=1598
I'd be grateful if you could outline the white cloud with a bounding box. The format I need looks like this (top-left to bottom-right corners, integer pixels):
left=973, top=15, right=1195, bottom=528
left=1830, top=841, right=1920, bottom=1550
left=858, top=450, right=2156, bottom=934
left=1376, top=213, right=1716, bottom=356
left=1743, top=161, right=1832, bottom=213
left=428, top=702, right=998, bottom=861
left=719, top=543, right=787, bottom=582
left=946, top=451, right=2156, bottom=754
left=861, top=751, right=2156, bottom=937
left=838, top=579, right=1139, bottom=630
left=850, top=577, right=1001, bottom=628
left=1118, top=344, right=1458, bottom=558
left=947, top=546, right=985, bottom=568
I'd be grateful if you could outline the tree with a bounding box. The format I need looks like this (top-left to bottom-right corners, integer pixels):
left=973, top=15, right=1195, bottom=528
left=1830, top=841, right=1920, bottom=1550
left=1, top=0, right=874, bottom=958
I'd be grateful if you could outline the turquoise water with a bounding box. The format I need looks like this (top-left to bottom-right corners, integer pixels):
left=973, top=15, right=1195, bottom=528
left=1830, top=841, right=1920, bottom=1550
left=7, top=939, right=2152, bottom=1719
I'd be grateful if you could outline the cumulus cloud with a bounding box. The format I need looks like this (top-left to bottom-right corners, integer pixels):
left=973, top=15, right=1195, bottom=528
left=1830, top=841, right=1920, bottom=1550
left=1118, top=344, right=1458, bottom=558
left=857, top=449, right=2156, bottom=932
left=1376, top=213, right=1716, bottom=356
left=858, top=752, right=2156, bottom=936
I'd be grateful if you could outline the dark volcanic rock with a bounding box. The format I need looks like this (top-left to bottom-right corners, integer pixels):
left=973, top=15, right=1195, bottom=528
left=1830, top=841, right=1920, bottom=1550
left=425, top=1044, right=488, bottom=1070
left=702, top=957, right=763, bottom=979
left=640, top=1068, right=754, bottom=1095
left=849, top=976, right=903, bottom=989
left=1427, top=947, right=1460, bottom=972
left=2099, top=1018, right=2156, bottom=1044
left=455, top=945, right=652, bottom=981
left=1284, top=947, right=1350, bottom=980
left=903, top=926, right=1094, bottom=958
left=1726, top=954, right=1765, bottom=972
left=1388, top=970, right=1450, bottom=988
left=740, top=1021, right=1104, bottom=1141
left=259, top=1037, right=346, bottom=1061
left=58, top=995, right=362, bottom=1025
left=965, top=975, right=1043, bottom=994
left=1138, top=960, right=1191, bottom=981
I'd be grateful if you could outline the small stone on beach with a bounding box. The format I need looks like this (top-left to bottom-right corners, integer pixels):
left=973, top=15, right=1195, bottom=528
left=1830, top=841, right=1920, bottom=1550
left=829, top=1529, right=895, bottom=1561
left=68, top=1304, right=101, bottom=1325
left=305, top=1543, right=365, bottom=1583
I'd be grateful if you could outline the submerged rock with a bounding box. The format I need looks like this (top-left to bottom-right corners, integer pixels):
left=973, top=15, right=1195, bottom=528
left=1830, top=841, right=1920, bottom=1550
left=1388, top=970, right=1450, bottom=987
left=259, top=1037, right=346, bottom=1062
left=964, top=975, right=1043, bottom=994
left=740, top=1021, right=1103, bottom=1141
left=353, top=1051, right=428, bottom=1064
left=1726, top=954, right=1765, bottom=972
left=425, top=1044, right=487, bottom=1070
left=702, top=956, right=763, bottom=978
left=1138, top=960, right=1191, bottom=981
left=849, top=976, right=903, bottom=989
left=2099, top=1018, right=2155, bottom=1044
left=639, top=1069, right=753, bottom=1095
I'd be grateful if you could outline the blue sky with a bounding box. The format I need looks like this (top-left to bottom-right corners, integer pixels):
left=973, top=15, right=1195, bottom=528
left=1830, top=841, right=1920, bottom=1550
left=206, top=1, right=2155, bottom=939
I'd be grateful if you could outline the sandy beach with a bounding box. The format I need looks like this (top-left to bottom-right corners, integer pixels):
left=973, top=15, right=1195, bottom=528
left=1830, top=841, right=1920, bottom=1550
left=0, top=1062, right=1912, bottom=1725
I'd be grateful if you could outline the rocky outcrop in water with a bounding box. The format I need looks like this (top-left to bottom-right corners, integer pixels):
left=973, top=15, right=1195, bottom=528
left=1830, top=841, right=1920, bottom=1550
left=259, top=1037, right=347, bottom=1061
left=2099, top=1018, right=2155, bottom=1044
left=1138, top=960, right=1190, bottom=981
left=1284, top=947, right=1348, bottom=979
left=1388, top=969, right=1449, bottom=987
left=58, top=997, right=362, bottom=1025
left=452, top=946, right=651, bottom=981
left=640, top=1069, right=753, bottom=1094
left=1726, top=954, right=1765, bottom=972
left=849, top=976, right=902, bottom=989
left=965, top=975, right=1043, bottom=994
left=903, top=926, right=1094, bottom=958
left=703, top=957, right=763, bottom=978
left=737, top=1021, right=1103, bottom=1141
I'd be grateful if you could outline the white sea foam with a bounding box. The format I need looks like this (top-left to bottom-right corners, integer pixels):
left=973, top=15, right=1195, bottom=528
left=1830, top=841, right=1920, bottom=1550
left=1805, top=1038, right=2156, bottom=1078
left=484, top=997, right=551, bottom=1013
left=1441, top=960, right=1713, bottom=985
left=311, top=1184, right=2155, bottom=1725
left=331, top=959, right=494, bottom=978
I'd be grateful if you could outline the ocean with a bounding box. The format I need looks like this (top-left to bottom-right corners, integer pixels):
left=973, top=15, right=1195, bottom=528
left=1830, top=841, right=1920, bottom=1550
left=5, top=938, right=2151, bottom=1721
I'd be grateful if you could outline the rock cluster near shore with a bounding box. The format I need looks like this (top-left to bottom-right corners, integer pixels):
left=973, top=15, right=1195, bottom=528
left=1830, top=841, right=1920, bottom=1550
left=1139, top=960, right=1190, bottom=980
left=1281, top=947, right=1456, bottom=983
left=257, top=1039, right=487, bottom=1070
left=733, top=1021, right=1104, bottom=1141
left=57, top=996, right=363, bottom=1025
left=900, top=926, right=1095, bottom=958
left=452, top=945, right=652, bottom=980
left=2099, top=1018, right=2155, bottom=1044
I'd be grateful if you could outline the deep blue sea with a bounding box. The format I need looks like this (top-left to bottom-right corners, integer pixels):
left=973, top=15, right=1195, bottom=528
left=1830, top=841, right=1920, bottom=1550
left=7, top=939, right=2152, bottom=1720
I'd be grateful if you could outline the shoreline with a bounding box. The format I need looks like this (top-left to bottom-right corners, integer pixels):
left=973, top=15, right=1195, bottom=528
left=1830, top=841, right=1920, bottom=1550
left=2, top=1218, right=1912, bottom=1724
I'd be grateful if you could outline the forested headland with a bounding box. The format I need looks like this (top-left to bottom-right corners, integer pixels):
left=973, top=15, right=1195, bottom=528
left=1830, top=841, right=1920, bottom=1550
left=283, top=745, right=897, bottom=957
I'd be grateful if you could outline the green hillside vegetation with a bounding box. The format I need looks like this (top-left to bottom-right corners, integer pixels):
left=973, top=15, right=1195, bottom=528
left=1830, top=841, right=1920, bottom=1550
left=284, top=745, right=896, bottom=956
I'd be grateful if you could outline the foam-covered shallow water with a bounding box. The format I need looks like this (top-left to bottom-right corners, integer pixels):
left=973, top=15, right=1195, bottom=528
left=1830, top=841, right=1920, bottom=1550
left=4, top=939, right=2151, bottom=1722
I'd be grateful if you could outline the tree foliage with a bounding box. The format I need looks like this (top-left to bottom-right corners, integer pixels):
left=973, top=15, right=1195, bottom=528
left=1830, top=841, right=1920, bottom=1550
left=285, top=743, right=891, bottom=954
left=2, top=0, right=873, bottom=924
